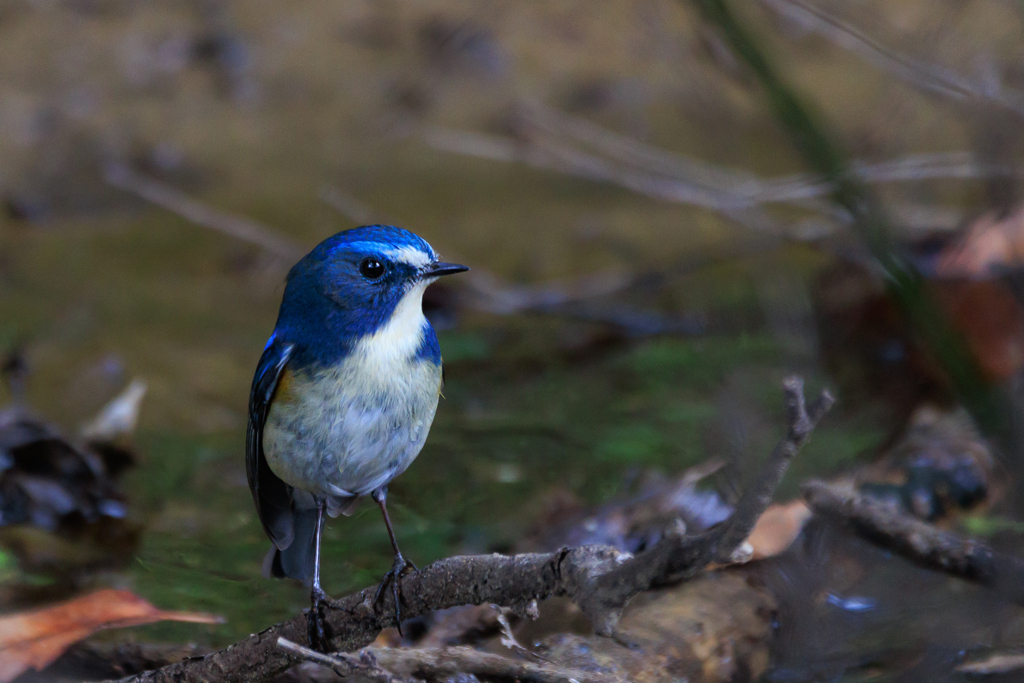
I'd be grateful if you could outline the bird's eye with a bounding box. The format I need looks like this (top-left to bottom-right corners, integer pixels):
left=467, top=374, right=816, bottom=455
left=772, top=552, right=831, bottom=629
left=359, top=257, right=385, bottom=280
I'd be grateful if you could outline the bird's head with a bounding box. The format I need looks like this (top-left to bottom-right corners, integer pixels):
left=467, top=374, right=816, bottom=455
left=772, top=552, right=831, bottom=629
left=278, top=225, right=467, bottom=345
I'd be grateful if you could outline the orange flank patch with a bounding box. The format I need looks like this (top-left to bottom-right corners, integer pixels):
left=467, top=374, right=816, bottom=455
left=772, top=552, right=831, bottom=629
left=272, top=365, right=297, bottom=404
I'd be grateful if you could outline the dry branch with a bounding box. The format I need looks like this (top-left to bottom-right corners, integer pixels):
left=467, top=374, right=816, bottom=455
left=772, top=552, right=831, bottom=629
left=366, top=644, right=624, bottom=683
left=276, top=638, right=409, bottom=683
left=425, top=114, right=1016, bottom=237
left=803, top=480, right=1024, bottom=605
left=103, top=163, right=305, bottom=261
left=760, top=0, right=1024, bottom=115
left=113, top=378, right=831, bottom=683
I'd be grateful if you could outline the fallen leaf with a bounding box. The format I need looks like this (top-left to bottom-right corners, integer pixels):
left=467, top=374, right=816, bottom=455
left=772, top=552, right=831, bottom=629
left=936, top=208, right=1024, bottom=277
left=934, top=279, right=1024, bottom=380
left=80, top=378, right=148, bottom=443
left=745, top=501, right=811, bottom=560
left=0, top=589, right=222, bottom=682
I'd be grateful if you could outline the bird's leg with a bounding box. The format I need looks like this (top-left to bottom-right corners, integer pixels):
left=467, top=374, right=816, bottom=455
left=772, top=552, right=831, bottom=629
left=308, top=500, right=329, bottom=652
left=371, top=486, right=417, bottom=632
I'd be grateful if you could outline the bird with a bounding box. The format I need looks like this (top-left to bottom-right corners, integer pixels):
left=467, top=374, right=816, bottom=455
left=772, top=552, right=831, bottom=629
left=246, top=225, right=468, bottom=650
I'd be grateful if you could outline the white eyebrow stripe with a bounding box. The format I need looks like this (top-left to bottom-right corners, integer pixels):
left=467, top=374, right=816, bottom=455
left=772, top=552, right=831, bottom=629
left=381, top=245, right=434, bottom=268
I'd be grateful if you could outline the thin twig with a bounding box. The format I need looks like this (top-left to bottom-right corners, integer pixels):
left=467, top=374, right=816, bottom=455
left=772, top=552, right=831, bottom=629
left=492, top=602, right=548, bottom=662
left=277, top=638, right=409, bottom=683
left=425, top=122, right=1019, bottom=224
left=552, top=376, right=832, bottom=634
left=366, top=645, right=625, bottom=683
left=712, top=376, right=833, bottom=561
left=114, top=378, right=831, bottom=683
left=424, top=123, right=745, bottom=210
left=103, top=163, right=305, bottom=261
left=754, top=154, right=1023, bottom=204
left=760, top=0, right=1024, bottom=116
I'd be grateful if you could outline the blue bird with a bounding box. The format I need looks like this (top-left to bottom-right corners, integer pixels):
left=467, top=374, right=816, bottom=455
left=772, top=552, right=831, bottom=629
left=246, top=225, right=467, bottom=649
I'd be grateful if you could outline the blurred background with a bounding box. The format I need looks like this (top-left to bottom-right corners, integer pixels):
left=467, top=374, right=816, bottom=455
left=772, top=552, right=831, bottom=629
left=3, top=0, right=1024, bottom=680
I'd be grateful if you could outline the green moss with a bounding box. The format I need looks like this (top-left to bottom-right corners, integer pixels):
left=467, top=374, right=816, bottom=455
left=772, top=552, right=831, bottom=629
left=624, top=334, right=782, bottom=389
left=596, top=423, right=668, bottom=463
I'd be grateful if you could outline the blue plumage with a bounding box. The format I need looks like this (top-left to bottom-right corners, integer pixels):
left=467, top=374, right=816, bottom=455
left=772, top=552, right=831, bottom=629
left=274, top=226, right=439, bottom=367
left=415, top=324, right=442, bottom=364
left=245, top=225, right=466, bottom=647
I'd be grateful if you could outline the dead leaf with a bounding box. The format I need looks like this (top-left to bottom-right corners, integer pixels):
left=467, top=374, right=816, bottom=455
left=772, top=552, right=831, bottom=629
left=744, top=501, right=811, bottom=560
left=0, top=589, right=222, bottom=682
left=934, top=279, right=1024, bottom=380
left=80, top=379, right=147, bottom=443
left=936, top=208, right=1024, bottom=278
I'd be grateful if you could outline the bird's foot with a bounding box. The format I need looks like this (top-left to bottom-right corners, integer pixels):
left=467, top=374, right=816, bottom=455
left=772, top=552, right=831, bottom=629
left=373, top=553, right=418, bottom=634
left=307, top=586, right=330, bottom=652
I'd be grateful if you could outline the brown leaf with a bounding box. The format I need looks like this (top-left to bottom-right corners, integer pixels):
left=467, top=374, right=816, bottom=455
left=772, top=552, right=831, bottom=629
left=745, top=501, right=811, bottom=560
left=0, top=589, right=222, bottom=682
left=936, top=208, right=1024, bottom=277
left=934, top=279, right=1024, bottom=380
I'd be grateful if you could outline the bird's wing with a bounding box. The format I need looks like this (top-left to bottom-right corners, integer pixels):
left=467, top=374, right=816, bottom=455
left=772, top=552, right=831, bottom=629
left=246, top=335, right=297, bottom=550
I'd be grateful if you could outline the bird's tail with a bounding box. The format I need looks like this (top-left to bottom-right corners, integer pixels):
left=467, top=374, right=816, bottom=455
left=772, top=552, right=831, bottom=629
left=262, top=507, right=319, bottom=582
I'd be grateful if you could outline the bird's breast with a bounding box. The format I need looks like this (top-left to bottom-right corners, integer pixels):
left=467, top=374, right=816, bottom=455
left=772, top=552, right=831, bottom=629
left=262, top=319, right=442, bottom=502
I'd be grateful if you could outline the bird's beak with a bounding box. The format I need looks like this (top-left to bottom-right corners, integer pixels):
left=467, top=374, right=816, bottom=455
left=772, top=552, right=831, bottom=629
left=423, top=261, right=470, bottom=278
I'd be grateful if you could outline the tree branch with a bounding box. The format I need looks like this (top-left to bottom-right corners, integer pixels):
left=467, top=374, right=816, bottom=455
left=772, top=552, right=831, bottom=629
left=114, top=378, right=830, bottom=683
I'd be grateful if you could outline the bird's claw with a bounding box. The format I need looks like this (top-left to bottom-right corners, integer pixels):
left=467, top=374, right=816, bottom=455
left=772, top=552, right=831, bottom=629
left=373, top=553, right=417, bottom=634
left=308, top=586, right=330, bottom=652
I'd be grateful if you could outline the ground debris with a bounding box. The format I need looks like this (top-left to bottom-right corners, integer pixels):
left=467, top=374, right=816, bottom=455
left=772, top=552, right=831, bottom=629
left=520, top=459, right=731, bottom=556
left=395, top=460, right=787, bottom=680
left=536, top=573, right=774, bottom=683
left=0, top=403, right=137, bottom=561
left=413, top=604, right=504, bottom=649
left=105, top=379, right=829, bottom=683
left=0, top=388, right=146, bottom=588
left=0, top=377, right=145, bottom=536
left=802, top=480, right=1024, bottom=602
left=857, top=405, right=997, bottom=522
left=16, top=641, right=211, bottom=683
left=0, top=589, right=221, bottom=683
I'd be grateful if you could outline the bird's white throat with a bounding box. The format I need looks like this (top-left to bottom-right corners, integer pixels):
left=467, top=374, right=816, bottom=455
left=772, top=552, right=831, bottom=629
left=352, top=281, right=430, bottom=372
